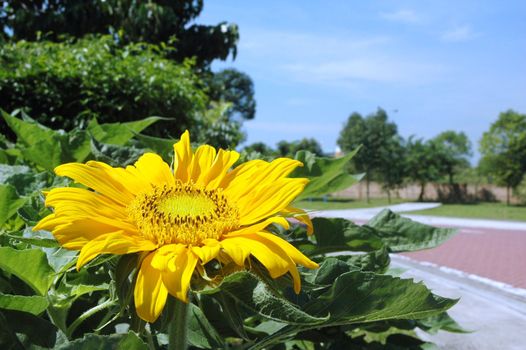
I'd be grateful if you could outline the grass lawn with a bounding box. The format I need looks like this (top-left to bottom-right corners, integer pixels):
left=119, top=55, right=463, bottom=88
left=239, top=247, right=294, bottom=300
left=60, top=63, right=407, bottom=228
left=295, top=197, right=405, bottom=210
left=406, top=203, right=526, bottom=222
left=296, top=197, right=526, bottom=222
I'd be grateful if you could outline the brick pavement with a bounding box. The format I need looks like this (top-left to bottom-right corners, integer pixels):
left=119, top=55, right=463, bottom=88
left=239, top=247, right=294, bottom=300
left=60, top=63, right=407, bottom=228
left=403, top=227, right=526, bottom=289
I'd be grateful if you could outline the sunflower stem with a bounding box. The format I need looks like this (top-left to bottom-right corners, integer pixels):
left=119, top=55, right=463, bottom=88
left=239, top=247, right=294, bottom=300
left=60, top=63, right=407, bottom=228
left=168, top=297, right=189, bottom=350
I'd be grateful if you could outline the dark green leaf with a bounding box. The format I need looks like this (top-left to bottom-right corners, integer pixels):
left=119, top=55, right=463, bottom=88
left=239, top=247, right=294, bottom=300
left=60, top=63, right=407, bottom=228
left=310, top=217, right=384, bottom=255
left=201, top=271, right=328, bottom=325
left=0, top=184, right=27, bottom=227
left=0, top=247, right=54, bottom=295
left=253, top=271, right=456, bottom=349
left=1, top=309, right=57, bottom=348
left=90, top=138, right=145, bottom=166
left=187, top=303, right=224, bottom=349
left=2, top=111, right=64, bottom=170
left=416, top=312, right=469, bottom=334
left=55, top=332, right=147, bottom=350
left=367, top=210, right=457, bottom=252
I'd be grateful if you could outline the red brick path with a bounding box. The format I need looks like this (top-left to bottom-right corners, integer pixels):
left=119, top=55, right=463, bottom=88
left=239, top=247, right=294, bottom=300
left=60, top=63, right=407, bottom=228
left=403, top=227, right=526, bottom=289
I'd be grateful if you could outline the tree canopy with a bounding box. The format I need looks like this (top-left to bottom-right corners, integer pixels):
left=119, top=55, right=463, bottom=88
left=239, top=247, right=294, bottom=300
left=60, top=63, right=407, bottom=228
left=0, top=0, right=238, bottom=67
left=431, top=131, right=472, bottom=184
left=337, top=108, right=399, bottom=201
left=479, top=110, right=526, bottom=204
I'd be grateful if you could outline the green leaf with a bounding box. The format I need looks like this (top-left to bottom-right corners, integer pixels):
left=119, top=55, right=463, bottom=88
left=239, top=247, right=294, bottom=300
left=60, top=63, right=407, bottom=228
left=416, top=312, right=469, bottom=334
left=293, top=149, right=363, bottom=200
left=367, top=210, right=457, bottom=252
left=0, top=184, right=27, bottom=227
left=1, top=110, right=64, bottom=169
left=201, top=271, right=328, bottom=325
left=87, top=117, right=163, bottom=146
left=0, top=247, right=54, bottom=295
left=187, top=303, right=224, bottom=349
left=133, top=133, right=176, bottom=159
left=254, top=271, right=456, bottom=349
left=306, top=271, right=456, bottom=324
left=310, top=217, right=384, bottom=255
left=0, top=309, right=57, bottom=348
left=90, top=137, right=145, bottom=166
left=55, top=332, right=147, bottom=350
left=0, top=292, right=48, bottom=315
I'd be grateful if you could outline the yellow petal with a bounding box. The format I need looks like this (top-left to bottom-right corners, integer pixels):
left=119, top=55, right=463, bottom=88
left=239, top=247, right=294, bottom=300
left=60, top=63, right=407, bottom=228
left=55, top=163, right=134, bottom=205
left=161, top=248, right=198, bottom=302
left=133, top=153, right=174, bottom=186
left=87, top=161, right=148, bottom=196
left=134, top=252, right=169, bottom=323
left=281, top=206, right=314, bottom=235
left=254, top=232, right=319, bottom=270
left=189, top=145, right=217, bottom=183
left=174, top=130, right=193, bottom=182
left=223, top=158, right=302, bottom=201
left=238, top=178, right=308, bottom=225
left=222, top=216, right=289, bottom=238
left=76, top=231, right=156, bottom=269
left=220, top=236, right=290, bottom=278
left=44, top=187, right=127, bottom=220
left=191, top=240, right=220, bottom=264
left=199, top=149, right=240, bottom=188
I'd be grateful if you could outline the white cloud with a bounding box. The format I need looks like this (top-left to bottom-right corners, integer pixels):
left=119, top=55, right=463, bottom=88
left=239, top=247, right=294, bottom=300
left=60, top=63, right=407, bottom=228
left=282, top=58, right=446, bottom=86
left=441, top=25, right=479, bottom=42
left=380, top=9, right=422, bottom=24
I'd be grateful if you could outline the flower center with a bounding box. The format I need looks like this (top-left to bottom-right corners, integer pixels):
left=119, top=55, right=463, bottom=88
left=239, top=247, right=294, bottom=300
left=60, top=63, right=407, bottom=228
left=127, top=182, right=239, bottom=245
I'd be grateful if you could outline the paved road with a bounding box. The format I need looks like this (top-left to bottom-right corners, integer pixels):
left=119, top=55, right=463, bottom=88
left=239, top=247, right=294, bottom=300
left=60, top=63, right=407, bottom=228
left=313, top=203, right=526, bottom=289
left=403, top=226, right=526, bottom=289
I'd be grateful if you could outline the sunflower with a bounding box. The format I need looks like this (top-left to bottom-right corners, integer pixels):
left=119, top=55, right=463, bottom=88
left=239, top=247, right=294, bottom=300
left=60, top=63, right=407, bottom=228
left=34, top=131, right=318, bottom=322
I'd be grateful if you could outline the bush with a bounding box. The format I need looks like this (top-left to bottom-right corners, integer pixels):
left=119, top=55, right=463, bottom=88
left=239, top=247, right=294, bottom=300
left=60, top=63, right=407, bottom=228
left=0, top=36, right=207, bottom=138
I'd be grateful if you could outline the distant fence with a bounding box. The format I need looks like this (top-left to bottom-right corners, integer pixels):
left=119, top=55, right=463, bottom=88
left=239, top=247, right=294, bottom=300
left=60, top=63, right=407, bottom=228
left=334, top=181, right=520, bottom=204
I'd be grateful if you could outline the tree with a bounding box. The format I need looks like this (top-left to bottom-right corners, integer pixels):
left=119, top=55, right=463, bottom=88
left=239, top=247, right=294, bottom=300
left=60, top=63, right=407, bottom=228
left=207, top=69, right=256, bottom=121
left=276, top=138, right=324, bottom=157
left=0, top=0, right=239, bottom=67
left=479, top=110, right=526, bottom=205
left=243, top=142, right=275, bottom=157
left=337, top=108, right=399, bottom=202
left=431, top=131, right=472, bottom=184
left=0, top=0, right=256, bottom=147
left=377, top=136, right=407, bottom=203
left=405, top=138, right=444, bottom=202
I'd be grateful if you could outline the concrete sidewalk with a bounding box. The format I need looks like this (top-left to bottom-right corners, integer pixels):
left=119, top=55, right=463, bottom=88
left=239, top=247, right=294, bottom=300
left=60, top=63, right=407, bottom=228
left=392, top=256, right=526, bottom=350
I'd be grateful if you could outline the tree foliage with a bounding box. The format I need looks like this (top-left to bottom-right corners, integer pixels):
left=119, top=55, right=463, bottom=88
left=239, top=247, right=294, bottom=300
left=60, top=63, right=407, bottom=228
left=337, top=108, right=400, bottom=201
left=0, top=0, right=238, bottom=67
left=479, top=110, right=526, bottom=204
left=431, top=131, right=472, bottom=184
left=406, top=138, right=444, bottom=201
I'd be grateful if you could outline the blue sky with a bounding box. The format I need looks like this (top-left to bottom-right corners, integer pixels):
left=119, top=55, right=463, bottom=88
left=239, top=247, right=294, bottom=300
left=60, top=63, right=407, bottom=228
left=199, top=1, right=526, bottom=161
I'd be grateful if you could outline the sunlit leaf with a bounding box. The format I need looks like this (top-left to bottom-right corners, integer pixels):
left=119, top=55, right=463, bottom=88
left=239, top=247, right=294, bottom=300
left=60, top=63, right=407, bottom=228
left=0, top=247, right=54, bottom=295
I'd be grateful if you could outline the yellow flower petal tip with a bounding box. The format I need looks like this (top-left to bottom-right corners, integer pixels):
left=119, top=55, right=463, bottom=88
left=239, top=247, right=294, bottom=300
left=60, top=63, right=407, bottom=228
left=35, top=130, right=317, bottom=322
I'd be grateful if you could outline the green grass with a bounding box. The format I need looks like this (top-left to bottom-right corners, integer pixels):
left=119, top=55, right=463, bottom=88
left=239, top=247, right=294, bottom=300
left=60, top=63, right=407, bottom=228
left=295, top=197, right=406, bottom=210
left=296, top=197, right=526, bottom=222
left=406, top=203, right=526, bottom=222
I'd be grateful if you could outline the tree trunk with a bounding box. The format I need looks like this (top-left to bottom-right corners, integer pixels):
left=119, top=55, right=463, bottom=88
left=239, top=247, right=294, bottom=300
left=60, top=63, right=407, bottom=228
left=366, top=175, right=370, bottom=204
left=418, top=183, right=425, bottom=202
left=387, top=189, right=391, bottom=204
left=506, top=185, right=510, bottom=206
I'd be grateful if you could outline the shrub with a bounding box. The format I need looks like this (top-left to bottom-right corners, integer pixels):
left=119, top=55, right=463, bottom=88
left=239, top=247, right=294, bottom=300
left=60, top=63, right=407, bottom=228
left=0, top=36, right=207, bottom=138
